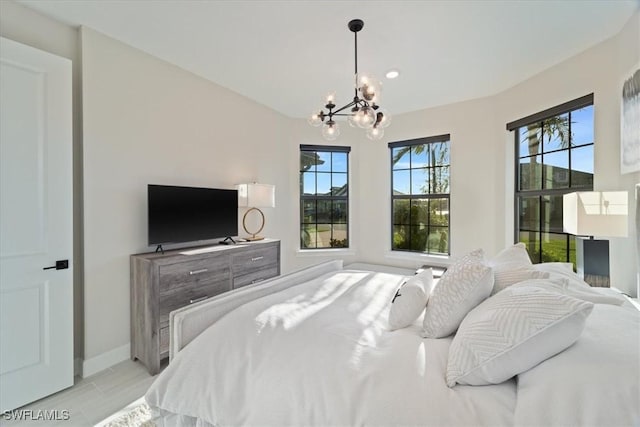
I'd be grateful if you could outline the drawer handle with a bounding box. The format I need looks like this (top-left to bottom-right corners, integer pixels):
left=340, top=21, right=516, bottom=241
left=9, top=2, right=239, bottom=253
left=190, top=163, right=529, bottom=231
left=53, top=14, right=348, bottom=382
left=189, top=295, right=208, bottom=304
left=251, top=256, right=264, bottom=262
left=251, top=278, right=265, bottom=284
left=189, top=269, right=208, bottom=275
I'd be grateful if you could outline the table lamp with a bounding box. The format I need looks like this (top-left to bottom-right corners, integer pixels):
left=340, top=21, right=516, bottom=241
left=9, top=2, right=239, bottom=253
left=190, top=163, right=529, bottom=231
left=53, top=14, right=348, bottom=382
left=563, top=191, right=628, bottom=287
left=237, top=183, right=275, bottom=241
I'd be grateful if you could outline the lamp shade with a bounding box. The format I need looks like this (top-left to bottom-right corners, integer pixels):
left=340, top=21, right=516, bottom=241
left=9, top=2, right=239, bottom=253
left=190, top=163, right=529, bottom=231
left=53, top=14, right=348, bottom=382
left=237, top=183, right=275, bottom=208
left=563, top=191, right=628, bottom=237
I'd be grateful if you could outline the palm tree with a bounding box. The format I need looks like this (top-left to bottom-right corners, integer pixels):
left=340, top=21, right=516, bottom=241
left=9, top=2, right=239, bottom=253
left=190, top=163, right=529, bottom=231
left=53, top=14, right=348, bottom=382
left=301, top=152, right=325, bottom=172
left=521, top=115, right=570, bottom=260
left=391, top=142, right=449, bottom=252
left=391, top=142, right=449, bottom=193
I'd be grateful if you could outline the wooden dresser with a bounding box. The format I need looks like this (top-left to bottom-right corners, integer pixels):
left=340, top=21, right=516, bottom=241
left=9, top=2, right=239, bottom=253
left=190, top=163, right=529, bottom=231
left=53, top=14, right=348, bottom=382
left=130, top=239, right=280, bottom=374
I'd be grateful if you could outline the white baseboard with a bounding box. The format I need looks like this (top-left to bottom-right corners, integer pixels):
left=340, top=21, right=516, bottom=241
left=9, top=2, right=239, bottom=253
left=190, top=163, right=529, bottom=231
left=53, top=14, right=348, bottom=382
left=82, top=343, right=130, bottom=378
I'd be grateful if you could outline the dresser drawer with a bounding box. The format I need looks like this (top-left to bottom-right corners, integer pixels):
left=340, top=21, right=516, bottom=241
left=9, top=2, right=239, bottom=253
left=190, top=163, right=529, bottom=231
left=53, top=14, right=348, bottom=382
left=159, top=277, right=230, bottom=324
left=159, top=258, right=229, bottom=294
left=233, top=266, right=279, bottom=289
left=231, top=246, right=278, bottom=273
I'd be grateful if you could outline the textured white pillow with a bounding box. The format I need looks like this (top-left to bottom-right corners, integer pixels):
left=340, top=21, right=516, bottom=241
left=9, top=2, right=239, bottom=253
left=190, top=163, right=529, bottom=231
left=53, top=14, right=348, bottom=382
left=488, top=242, right=532, bottom=272
left=446, top=285, right=593, bottom=387
left=492, top=268, right=550, bottom=295
left=532, top=262, right=574, bottom=273
left=511, top=277, right=626, bottom=306
left=388, top=269, right=434, bottom=330
left=532, top=262, right=590, bottom=288
left=422, top=250, right=493, bottom=338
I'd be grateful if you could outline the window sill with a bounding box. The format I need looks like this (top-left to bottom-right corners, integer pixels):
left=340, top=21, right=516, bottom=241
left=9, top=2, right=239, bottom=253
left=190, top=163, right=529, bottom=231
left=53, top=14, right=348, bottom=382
left=384, top=250, right=451, bottom=267
left=296, top=248, right=356, bottom=257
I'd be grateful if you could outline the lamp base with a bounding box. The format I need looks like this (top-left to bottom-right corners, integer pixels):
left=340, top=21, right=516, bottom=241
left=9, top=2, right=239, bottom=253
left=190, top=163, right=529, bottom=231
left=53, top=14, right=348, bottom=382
left=576, top=237, right=610, bottom=287
left=244, top=235, right=265, bottom=242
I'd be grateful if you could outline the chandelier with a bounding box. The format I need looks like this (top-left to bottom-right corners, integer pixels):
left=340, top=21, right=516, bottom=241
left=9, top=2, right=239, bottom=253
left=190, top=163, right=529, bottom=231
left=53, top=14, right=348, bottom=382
left=308, top=19, right=391, bottom=141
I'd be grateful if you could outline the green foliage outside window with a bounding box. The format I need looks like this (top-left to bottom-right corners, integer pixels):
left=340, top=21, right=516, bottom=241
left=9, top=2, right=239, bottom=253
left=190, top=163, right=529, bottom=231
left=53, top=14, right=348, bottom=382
left=515, top=102, right=593, bottom=267
left=300, top=146, right=349, bottom=249
left=390, top=137, right=450, bottom=255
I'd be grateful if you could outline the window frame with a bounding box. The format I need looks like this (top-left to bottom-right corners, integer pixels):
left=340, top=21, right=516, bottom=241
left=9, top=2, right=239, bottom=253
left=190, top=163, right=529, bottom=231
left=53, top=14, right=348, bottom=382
left=507, top=94, right=594, bottom=264
left=299, top=144, right=351, bottom=250
left=388, top=134, right=451, bottom=255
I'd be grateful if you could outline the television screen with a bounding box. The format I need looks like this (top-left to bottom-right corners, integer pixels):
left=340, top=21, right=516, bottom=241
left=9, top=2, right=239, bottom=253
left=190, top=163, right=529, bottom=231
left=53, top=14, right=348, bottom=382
left=148, top=185, right=238, bottom=246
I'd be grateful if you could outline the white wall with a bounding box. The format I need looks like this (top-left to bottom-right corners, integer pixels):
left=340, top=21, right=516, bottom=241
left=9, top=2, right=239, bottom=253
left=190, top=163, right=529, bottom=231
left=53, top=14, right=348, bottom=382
left=80, top=27, right=300, bottom=366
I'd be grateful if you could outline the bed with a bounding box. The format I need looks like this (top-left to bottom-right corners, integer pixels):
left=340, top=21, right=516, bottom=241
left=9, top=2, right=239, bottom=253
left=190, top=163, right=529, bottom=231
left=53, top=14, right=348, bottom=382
left=145, top=248, right=640, bottom=427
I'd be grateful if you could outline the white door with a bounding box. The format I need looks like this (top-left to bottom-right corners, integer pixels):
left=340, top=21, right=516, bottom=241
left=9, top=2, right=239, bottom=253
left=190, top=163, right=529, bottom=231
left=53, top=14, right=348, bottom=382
left=0, top=37, right=73, bottom=412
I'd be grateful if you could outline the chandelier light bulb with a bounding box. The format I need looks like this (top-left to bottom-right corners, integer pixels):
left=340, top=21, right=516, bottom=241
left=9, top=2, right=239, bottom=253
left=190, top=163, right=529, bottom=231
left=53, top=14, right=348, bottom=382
left=357, top=73, right=381, bottom=103
left=322, top=121, right=340, bottom=141
left=308, top=112, right=323, bottom=127
left=376, top=108, right=391, bottom=128
left=325, top=92, right=336, bottom=106
left=366, top=126, right=384, bottom=140
left=347, top=107, right=360, bottom=127
left=363, top=84, right=375, bottom=101
left=357, top=106, right=376, bottom=129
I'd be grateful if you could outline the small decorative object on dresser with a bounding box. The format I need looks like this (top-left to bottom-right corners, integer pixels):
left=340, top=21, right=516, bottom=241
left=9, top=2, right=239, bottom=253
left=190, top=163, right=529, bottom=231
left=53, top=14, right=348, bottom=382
left=130, top=239, right=280, bottom=374
left=237, top=183, right=276, bottom=241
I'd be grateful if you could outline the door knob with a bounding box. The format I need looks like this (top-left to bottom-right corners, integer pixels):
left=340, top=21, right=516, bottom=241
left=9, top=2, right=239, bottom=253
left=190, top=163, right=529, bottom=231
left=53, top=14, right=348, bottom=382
left=43, top=260, right=69, bottom=270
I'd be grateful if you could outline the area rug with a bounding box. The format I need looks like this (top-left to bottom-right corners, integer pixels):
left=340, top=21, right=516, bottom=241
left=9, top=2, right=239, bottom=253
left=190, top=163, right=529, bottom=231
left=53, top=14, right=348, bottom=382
left=97, top=397, right=156, bottom=427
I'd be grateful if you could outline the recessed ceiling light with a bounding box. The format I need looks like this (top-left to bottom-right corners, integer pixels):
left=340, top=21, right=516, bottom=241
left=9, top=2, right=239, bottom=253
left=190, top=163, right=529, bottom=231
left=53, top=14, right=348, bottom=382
left=386, top=69, right=400, bottom=79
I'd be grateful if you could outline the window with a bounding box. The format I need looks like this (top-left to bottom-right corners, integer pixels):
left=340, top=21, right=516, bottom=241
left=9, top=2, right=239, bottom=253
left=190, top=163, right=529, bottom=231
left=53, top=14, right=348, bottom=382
left=300, top=145, right=350, bottom=249
left=389, top=135, right=450, bottom=255
left=507, top=94, right=594, bottom=265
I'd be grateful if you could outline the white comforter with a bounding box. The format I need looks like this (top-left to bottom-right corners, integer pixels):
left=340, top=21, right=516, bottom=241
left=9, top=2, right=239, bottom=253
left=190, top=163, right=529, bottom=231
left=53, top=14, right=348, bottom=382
left=146, top=270, right=517, bottom=426
left=146, top=269, right=640, bottom=427
left=514, top=302, right=640, bottom=426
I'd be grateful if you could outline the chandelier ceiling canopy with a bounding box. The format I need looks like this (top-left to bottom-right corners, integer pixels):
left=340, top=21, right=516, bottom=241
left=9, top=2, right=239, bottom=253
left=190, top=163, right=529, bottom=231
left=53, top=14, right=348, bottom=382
left=308, top=19, right=391, bottom=141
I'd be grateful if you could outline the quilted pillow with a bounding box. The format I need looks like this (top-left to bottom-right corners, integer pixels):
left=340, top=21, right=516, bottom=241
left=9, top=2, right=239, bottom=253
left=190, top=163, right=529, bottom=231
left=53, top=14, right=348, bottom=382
left=487, top=243, right=535, bottom=294
left=422, top=250, right=493, bottom=338
left=488, top=242, right=532, bottom=271
left=388, top=269, right=434, bottom=331
left=511, top=278, right=626, bottom=306
left=446, top=285, right=594, bottom=387
left=533, top=262, right=590, bottom=287
left=492, top=268, right=550, bottom=295
left=532, top=262, right=574, bottom=273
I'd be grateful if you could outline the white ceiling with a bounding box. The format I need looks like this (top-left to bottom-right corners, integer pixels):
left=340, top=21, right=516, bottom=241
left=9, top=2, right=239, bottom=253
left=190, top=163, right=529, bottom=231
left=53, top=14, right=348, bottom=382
left=17, top=0, right=639, bottom=119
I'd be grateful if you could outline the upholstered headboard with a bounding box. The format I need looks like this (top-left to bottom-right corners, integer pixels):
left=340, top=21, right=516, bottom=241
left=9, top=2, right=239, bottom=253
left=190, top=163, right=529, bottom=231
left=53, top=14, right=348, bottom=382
left=169, top=260, right=343, bottom=360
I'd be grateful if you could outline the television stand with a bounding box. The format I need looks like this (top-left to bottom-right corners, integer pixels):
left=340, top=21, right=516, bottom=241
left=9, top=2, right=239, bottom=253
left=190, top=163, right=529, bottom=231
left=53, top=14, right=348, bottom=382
left=155, top=245, right=165, bottom=254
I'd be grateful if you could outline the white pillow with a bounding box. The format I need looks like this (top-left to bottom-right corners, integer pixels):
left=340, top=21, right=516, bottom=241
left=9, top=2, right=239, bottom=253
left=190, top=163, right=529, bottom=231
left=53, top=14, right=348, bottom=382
left=488, top=242, right=532, bottom=272
left=532, top=262, right=589, bottom=288
left=446, top=285, right=593, bottom=387
left=511, top=277, right=626, bottom=306
left=532, top=262, right=574, bottom=273
left=388, top=269, right=434, bottom=330
left=492, top=268, right=550, bottom=295
left=422, top=250, right=493, bottom=338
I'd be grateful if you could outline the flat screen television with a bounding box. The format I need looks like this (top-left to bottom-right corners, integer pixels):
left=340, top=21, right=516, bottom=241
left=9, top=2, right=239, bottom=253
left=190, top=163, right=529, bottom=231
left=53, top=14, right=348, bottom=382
left=148, top=184, right=238, bottom=246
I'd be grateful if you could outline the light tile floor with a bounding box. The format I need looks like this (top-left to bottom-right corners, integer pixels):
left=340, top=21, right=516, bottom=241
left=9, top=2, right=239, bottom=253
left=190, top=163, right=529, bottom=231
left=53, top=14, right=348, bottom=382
left=0, top=360, right=155, bottom=427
